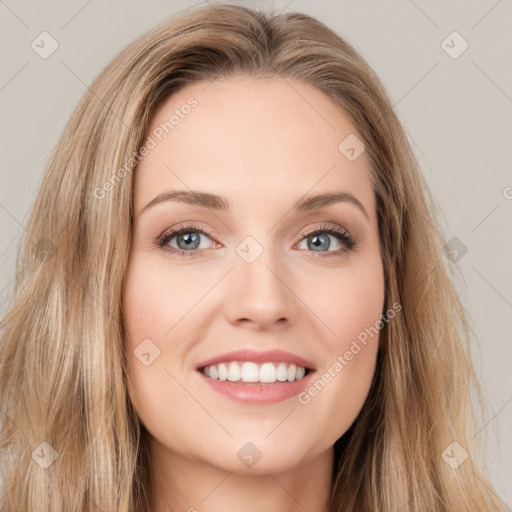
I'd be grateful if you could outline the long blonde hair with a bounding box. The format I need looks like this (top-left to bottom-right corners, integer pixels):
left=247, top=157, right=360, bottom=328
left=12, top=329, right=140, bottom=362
left=0, top=3, right=504, bottom=511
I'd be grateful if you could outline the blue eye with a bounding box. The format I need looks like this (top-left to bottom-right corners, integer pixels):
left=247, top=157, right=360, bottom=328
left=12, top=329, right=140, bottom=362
left=156, top=225, right=215, bottom=256
left=155, top=222, right=357, bottom=258
left=297, top=226, right=356, bottom=255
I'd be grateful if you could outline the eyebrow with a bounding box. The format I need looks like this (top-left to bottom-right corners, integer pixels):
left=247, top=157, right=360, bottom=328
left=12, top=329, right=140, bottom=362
left=140, top=189, right=369, bottom=220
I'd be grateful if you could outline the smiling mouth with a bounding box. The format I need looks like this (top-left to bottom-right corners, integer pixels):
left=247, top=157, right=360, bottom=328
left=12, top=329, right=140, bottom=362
left=198, top=360, right=313, bottom=384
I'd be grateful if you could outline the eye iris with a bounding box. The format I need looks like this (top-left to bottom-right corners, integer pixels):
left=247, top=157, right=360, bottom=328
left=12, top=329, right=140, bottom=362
left=177, top=232, right=200, bottom=250
left=309, top=234, right=330, bottom=251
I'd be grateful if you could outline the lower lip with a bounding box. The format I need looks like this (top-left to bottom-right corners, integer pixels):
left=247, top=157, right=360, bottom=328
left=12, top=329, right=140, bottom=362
left=197, top=370, right=316, bottom=404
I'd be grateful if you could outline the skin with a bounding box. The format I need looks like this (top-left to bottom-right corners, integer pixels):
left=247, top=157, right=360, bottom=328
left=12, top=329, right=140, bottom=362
left=123, top=75, right=385, bottom=512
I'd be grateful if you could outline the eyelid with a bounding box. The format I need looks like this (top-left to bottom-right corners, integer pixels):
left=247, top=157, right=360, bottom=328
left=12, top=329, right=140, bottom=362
left=299, top=223, right=349, bottom=238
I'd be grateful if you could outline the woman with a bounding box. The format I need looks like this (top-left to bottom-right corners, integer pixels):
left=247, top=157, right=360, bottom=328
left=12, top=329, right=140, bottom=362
left=0, top=3, right=505, bottom=511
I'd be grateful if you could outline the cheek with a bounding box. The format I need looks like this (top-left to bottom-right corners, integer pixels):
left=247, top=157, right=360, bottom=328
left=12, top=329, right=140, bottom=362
left=122, top=256, right=226, bottom=458
left=122, top=254, right=218, bottom=411
left=305, top=255, right=385, bottom=352
left=122, top=256, right=201, bottom=348
left=122, top=257, right=179, bottom=408
left=334, top=273, right=385, bottom=346
left=296, top=253, right=384, bottom=417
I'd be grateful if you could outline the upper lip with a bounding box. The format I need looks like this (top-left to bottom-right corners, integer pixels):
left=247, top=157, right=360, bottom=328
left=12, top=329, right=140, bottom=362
left=196, top=349, right=316, bottom=371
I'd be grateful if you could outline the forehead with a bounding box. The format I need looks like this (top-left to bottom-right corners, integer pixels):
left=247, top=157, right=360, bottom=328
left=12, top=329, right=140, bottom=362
left=134, top=75, right=375, bottom=221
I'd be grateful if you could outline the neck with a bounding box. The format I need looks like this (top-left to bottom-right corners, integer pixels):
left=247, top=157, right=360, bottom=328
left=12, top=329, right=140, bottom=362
left=147, top=439, right=334, bottom=512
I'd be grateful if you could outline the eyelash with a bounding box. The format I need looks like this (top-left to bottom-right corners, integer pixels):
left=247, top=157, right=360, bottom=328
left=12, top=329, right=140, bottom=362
left=154, top=222, right=358, bottom=258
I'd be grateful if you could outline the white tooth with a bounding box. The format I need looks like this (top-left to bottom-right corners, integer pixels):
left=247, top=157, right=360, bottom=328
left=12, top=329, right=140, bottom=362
left=287, top=364, right=297, bottom=382
left=241, top=362, right=259, bottom=382
left=227, top=361, right=241, bottom=382
left=276, top=362, right=289, bottom=382
left=209, top=365, right=218, bottom=380
left=218, top=363, right=228, bottom=381
left=295, top=366, right=305, bottom=380
left=203, top=366, right=210, bottom=377
left=259, top=362, right=277, bottom=383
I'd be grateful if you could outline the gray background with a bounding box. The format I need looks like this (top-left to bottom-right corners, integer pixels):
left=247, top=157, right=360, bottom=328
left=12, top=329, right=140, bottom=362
left=0, top=0, right=511, bottom=506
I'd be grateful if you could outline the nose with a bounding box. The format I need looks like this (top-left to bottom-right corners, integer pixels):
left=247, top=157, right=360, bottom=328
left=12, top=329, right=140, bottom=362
left=223, top=247, right=300, bottom=330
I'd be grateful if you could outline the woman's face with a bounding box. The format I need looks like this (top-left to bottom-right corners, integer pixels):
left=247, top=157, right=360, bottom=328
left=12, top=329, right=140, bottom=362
left=123, top=75, right=385, bottom=474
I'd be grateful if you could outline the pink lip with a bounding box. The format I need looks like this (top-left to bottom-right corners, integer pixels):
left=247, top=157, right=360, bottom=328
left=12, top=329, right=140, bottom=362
left=195, top=348, right=316, bottom=371
left=197, top=370, right=316, bottom=404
